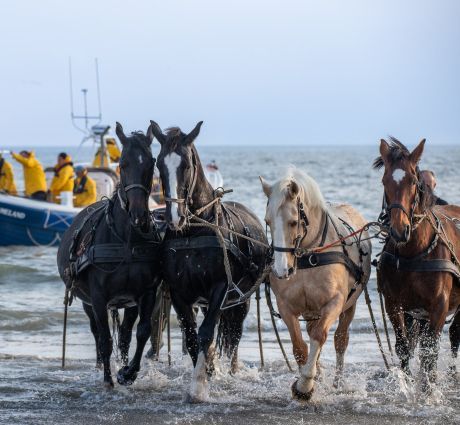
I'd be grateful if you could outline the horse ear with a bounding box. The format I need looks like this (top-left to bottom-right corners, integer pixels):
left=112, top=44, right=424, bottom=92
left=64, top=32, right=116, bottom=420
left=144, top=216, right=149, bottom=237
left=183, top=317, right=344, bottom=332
left=379, top=139, right=390, bottom=165
left=259, top=176, right=272, bottom=197
left=145, top=123, right=154, bottom=146
left=410, top=138, right=425, bottom=165
left=150, top=120, right=166, bottom=145
left=184, top=121, right=203, bottom=145
left=116, top=122, right=127, bottom=146
left=288, top=180, right=299, bottom=199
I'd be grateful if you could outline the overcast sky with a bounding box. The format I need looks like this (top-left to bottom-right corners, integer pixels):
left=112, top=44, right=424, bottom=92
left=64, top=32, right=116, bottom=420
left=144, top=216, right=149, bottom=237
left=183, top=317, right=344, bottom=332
left=0, top=0, right=459, bottom=147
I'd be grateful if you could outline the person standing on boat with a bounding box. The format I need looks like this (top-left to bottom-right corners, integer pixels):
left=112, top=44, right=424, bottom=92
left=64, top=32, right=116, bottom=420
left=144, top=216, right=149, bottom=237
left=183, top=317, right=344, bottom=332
left=0, top=153, right=18, bottom=195
left=73, top=165, right=97, bottom=207
left=49, top=152, right=74, bottom=203
left=420, top=170, right=449, bottom=205
left=11, top=150, right=47, bottom=200
left=92, top=137, right=121, bottom=167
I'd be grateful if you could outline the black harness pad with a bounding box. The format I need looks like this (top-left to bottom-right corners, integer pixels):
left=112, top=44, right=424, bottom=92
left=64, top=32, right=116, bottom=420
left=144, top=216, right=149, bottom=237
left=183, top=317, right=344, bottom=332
left=163, top=235, right=251, bottom=268
left=380, top=251, right=460, bottom=280
left=297, top=251, right=363, bottom=281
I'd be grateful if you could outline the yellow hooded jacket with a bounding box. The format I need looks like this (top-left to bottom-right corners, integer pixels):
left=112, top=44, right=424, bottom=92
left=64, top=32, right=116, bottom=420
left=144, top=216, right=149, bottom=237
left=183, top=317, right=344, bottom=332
left=92, top=149, right=111, bottom=167
left=50, top=155, right=74, bottom=202
left=12, top=152, right=47, bottom=196
left=0, top=159, right=18, bottom=195
left=92, top=140, right=121, bottom=167
left=74, top=172, right=97, bottom=207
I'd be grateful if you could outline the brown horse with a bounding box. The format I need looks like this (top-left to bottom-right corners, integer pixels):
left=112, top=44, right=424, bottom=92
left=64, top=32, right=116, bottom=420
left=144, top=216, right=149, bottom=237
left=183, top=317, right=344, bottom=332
left=260, top=166, right=371, bottom=400
left=374, top=137, right=460, bottom=389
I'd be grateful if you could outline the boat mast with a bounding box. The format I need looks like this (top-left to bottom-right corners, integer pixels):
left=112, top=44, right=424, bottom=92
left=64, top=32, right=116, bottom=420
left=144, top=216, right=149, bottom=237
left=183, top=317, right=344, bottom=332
left=69, top=58, right=108, bottom=165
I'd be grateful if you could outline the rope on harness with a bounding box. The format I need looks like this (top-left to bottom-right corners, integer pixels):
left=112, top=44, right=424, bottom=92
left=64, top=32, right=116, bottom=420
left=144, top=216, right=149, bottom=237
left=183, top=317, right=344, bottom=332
left=264, top=282, right=293, bottom=372
left=363, top=284, right=391, bottom=370
left=255, top=286, right=265, bottom=369
left=61, top=287, right=70, bottom=369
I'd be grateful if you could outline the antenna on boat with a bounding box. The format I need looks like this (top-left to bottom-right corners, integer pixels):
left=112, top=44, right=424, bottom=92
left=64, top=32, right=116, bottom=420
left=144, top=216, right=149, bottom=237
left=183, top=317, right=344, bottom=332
left=68, top=58, right=103, bottom=135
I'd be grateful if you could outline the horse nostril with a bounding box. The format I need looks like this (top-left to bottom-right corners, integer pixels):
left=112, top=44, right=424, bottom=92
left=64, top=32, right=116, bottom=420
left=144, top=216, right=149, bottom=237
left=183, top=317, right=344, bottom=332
left=288, top=267, right=294, bottom=276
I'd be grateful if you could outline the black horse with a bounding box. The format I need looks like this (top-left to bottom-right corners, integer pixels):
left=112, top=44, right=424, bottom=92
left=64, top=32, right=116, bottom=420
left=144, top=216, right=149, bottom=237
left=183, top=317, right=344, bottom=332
left=57, top=122, right=161, bottom=388
left=151, top=120, right=268, bottom=402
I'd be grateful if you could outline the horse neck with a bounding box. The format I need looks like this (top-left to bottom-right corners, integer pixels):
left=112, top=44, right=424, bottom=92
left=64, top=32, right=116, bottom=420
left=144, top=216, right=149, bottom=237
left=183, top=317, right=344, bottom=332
left=299, top=206, right=326, bottom=248
left=189, top=151, right=215, bottom=219
left=393, top=206, right=435, bottom=257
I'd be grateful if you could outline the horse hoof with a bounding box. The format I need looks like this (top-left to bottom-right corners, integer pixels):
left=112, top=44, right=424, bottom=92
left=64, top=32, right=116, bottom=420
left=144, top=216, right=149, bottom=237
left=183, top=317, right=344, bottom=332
left=291, top=379, right=314, bottom=401
left=117, top=366, right=138, bottom=386
left=145, top=347, right=156, bottom=360
left=185, top=392, right=206, bottom=404
left=104, top=380, right=114, bottom=390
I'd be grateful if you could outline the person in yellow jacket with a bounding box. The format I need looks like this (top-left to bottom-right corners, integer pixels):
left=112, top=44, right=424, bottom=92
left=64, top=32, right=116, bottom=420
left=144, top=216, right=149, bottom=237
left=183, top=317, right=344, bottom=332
left=49, top=152, right=74, bottom=203
left=73, top=165, right=97, bottom=207
left=92, top=138, right=121, bottom=167
left=11, top=150, right=47, bottom=200
left=0, top=154, right=18, bottom=195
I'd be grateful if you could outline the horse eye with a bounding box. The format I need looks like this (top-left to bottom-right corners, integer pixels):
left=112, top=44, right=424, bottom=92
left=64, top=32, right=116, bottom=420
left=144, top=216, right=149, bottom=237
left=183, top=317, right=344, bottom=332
left=290, top=220, right=298, bottom=227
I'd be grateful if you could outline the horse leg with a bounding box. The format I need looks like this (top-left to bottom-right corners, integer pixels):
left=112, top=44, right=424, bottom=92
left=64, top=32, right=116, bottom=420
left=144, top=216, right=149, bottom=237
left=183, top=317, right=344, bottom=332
left=117, top=289, right=156, bottom=386
left=405, top=313, right=421, bottom=360
left=386, top=304, right=411, bottom=375
left=448, top=310, right=460, bottom=378
left=90, top=292, right=114, bottom=388
left=222, top=301, right=250, bottom=375
left=188, top=281, right=226, bottom=403
left=82, top=302, right=103, bottom=369
left=294, top=296, right=342, bottom=401
left=146, top=283, right=166, bottom=359
left=171, top=295, right=199, bottom=365
left=419, top=301, right=447, bottom=391
left=277, top=301, right=310, bottom=399
left=118, top=306, right=139, bottom=366
left=333, top=303, right=357, bottom=389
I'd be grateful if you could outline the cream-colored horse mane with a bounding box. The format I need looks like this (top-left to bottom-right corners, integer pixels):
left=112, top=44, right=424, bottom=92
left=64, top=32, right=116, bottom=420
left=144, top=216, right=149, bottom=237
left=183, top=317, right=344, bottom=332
left=268, top=166, right=326, bottom=214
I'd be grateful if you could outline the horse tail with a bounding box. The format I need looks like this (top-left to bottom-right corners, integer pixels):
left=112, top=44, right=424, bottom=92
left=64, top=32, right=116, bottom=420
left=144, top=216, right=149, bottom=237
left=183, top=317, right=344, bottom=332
left=111, top=309, right=121, bottom=359
left=216, top=314, right=232, bottom=359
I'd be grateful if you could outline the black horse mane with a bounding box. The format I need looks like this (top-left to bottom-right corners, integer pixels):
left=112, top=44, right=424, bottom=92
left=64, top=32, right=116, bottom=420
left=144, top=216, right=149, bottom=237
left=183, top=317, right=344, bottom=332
left=126, top=131, right=152, bottom=154
left=373, top=136, right=410, bottom=170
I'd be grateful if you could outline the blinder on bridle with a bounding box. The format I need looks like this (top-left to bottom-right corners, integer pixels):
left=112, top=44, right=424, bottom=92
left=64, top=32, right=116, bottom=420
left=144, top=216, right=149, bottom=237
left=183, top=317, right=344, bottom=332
left=271, top=197, right=310, bottom=275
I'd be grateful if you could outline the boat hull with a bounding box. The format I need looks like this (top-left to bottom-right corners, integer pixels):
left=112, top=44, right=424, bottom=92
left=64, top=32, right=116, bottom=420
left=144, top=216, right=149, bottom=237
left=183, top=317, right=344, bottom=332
left=0, top=194, right=79, bottom=247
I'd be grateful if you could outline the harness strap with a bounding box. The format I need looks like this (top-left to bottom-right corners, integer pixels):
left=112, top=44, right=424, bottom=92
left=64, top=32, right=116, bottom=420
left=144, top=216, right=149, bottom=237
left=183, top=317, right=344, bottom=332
left=380, top=251, right=460, bottom=279
left=297, top=251, right=363, bottom=281
left=74, top=241, right=160, bottom=275
left=163, top=235, right=251, bottom=268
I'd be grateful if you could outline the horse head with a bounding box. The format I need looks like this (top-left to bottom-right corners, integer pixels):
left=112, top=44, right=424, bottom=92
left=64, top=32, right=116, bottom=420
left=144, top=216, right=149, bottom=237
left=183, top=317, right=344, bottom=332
left=115, top=122, right=155, bottom=232
left=260, top=167, right=326, bottom=279
left=151, top=120, right=203, bottom=231
left=374, top=137, right=426, bottom=244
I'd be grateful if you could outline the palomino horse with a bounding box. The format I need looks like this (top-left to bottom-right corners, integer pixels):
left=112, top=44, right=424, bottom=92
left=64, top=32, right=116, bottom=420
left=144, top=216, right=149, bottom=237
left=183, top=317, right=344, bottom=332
left=374, top=138, right=460, bottom=388
left=151, top=120, right=268, bottom=402
left=58, top=123, right=162, bottom=388
left=260, top=167, right=371, bottom=400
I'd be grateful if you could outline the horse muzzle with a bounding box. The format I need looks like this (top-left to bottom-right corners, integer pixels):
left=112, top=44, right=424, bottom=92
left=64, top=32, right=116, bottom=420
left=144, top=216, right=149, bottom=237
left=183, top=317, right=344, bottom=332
left=390, top=225, right=411, bottom=244
left=272, top=266, right=296, bottom=280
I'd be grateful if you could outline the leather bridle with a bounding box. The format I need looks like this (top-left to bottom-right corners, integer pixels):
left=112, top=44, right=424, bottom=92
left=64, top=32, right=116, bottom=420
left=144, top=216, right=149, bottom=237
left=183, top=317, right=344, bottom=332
left=270, top=198, right=310, bottom=275
left=118, top=183, right=151, bottom=211
left=383, top=167, right=425, bottom=235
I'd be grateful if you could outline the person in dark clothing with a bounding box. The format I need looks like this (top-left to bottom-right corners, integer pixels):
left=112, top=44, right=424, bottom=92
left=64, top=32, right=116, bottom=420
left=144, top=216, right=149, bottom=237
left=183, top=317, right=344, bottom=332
left=420, top=170, right=448, bottom=205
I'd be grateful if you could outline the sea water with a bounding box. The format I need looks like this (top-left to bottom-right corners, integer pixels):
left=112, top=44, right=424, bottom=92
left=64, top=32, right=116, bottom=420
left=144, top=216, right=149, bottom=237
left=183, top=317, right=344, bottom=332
left=0, top=144, right=459, bottom=424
